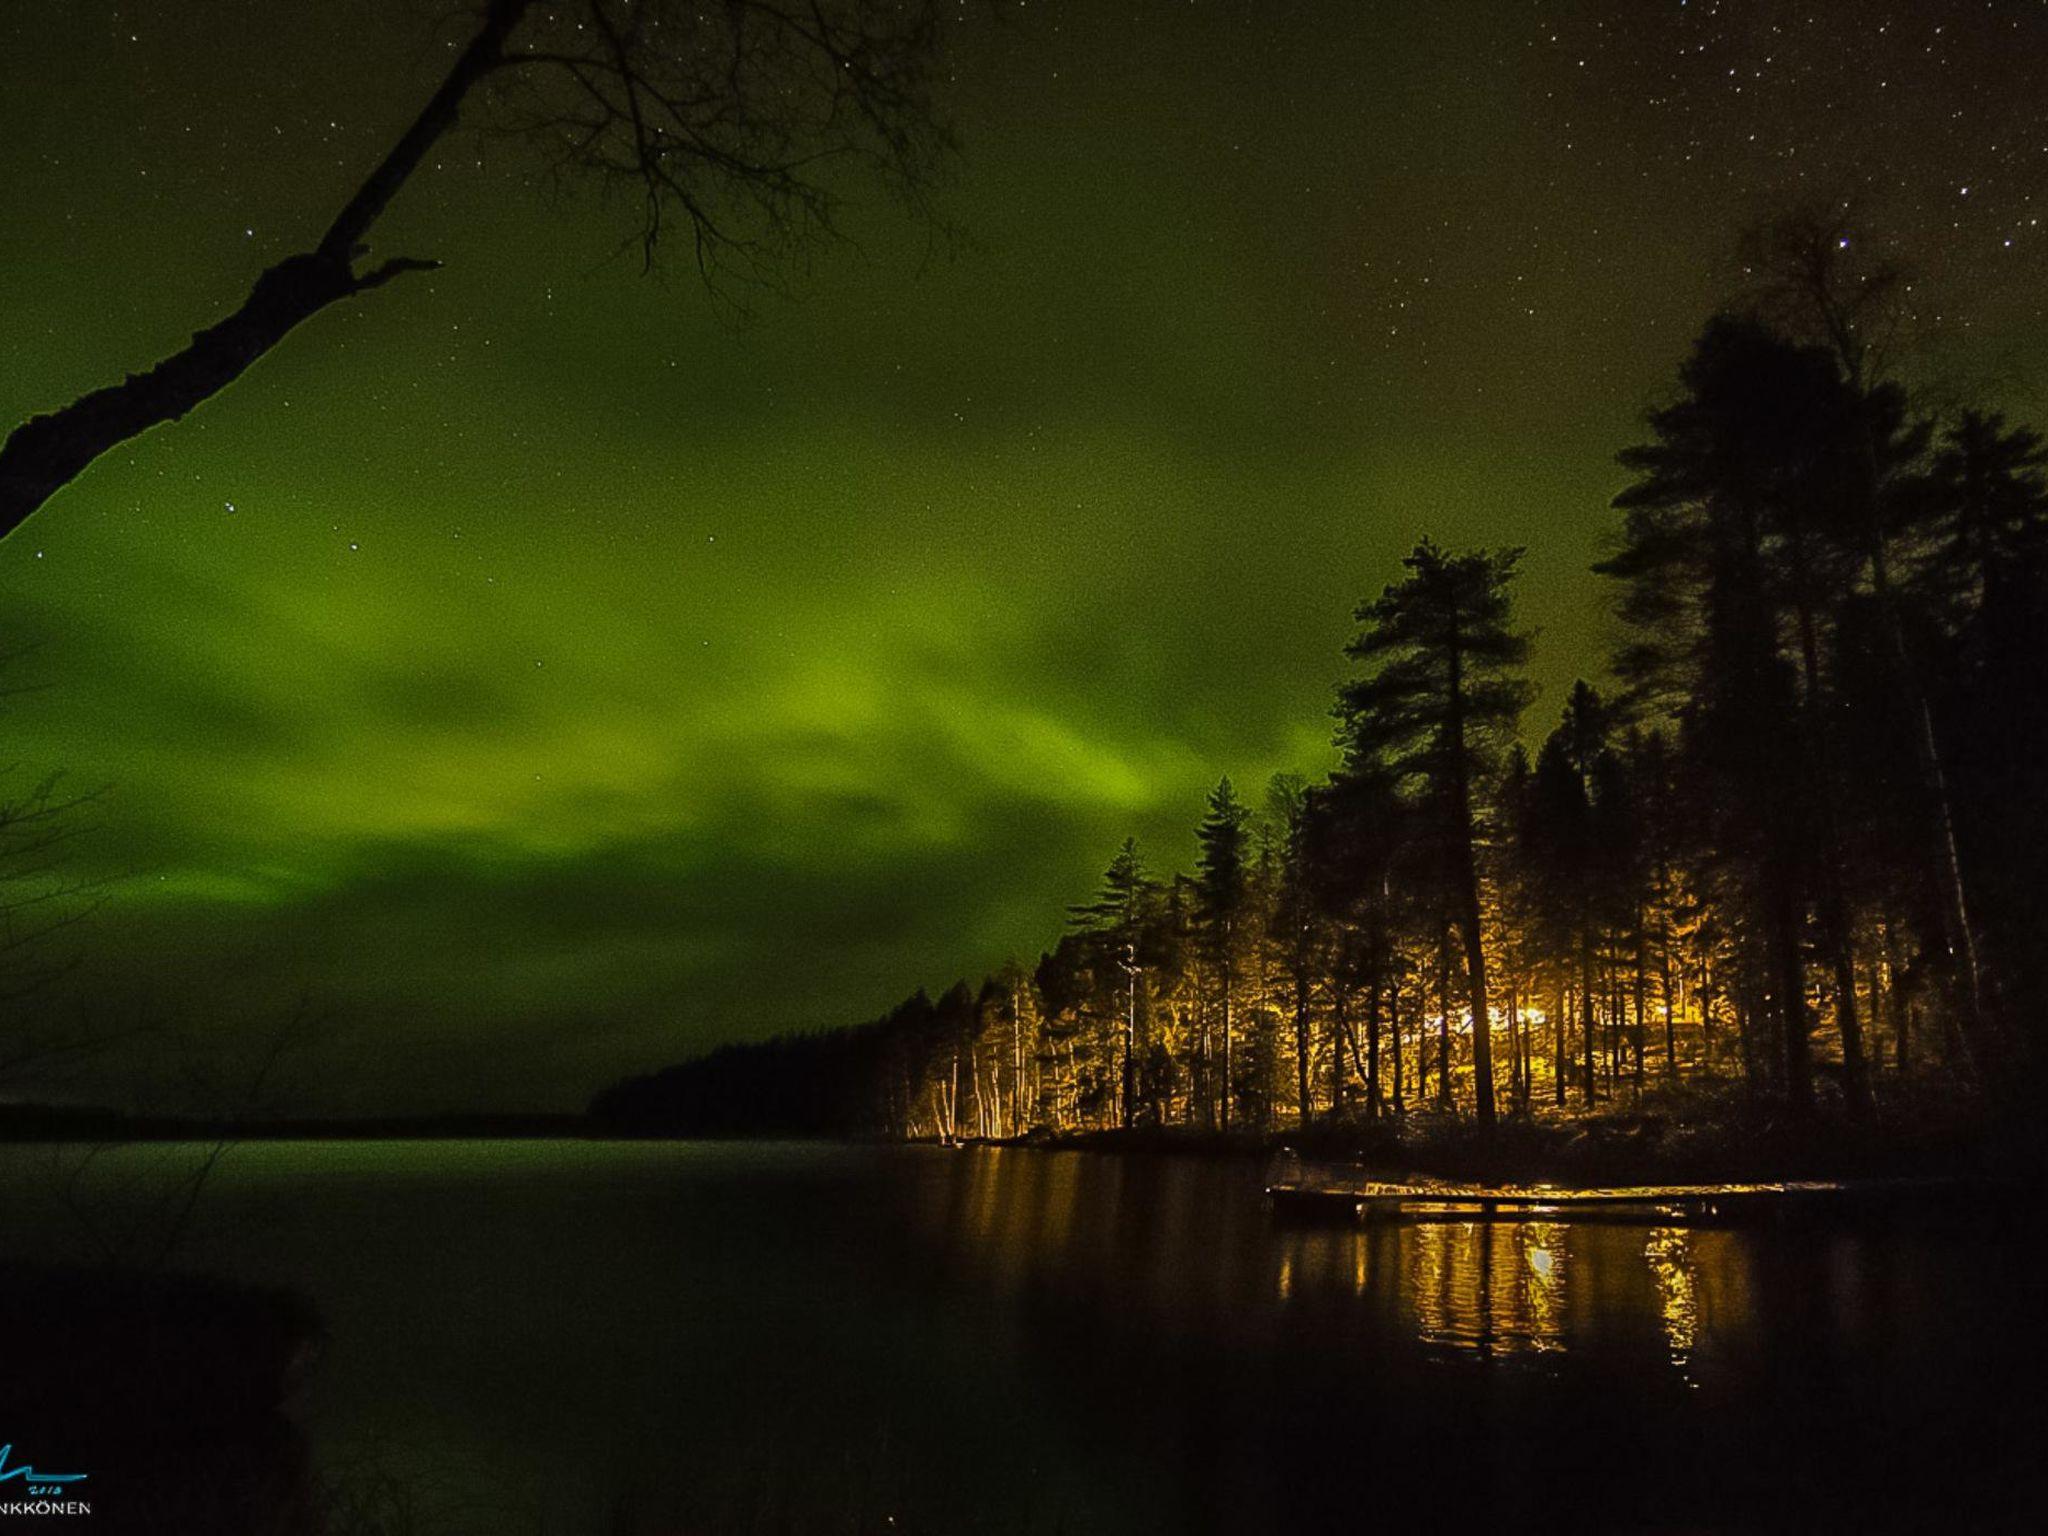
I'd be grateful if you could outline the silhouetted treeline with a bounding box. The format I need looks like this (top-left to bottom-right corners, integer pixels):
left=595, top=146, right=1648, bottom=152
left=0, top=1104, right=589, bottom=1142
left=594, top=225, right=2047, bottom=1143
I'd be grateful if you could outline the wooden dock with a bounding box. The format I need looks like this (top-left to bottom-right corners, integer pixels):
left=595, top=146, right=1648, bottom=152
left=1264, top=1175, right=1889, bottom=1225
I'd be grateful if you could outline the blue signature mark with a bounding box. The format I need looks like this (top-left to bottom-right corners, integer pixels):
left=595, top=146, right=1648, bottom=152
left=0, top=1443, right=89, bottom=1486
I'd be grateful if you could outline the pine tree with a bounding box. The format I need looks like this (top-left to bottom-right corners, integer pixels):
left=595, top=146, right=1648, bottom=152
left=1601, top=316, right=1852, bottom=1115
left=1337, top=540, right=1532, bottom=1129
left=1195, top=779, right=1251, bottom=1132
left=1919, top=410, right=2048, bottom=1058
left=1524, top=683, right=1616, bottom=1106
left=1268, top=773, right=1325, bottom=1127
left=1069, top=838, right=1158, bottom=1128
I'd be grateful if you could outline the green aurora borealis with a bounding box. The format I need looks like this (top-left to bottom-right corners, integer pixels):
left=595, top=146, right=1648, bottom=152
left=4, top=1, right=2047, bottom=1110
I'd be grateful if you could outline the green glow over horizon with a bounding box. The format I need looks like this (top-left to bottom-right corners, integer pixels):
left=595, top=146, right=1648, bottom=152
left=3, top=0, right=2044, bottom=1111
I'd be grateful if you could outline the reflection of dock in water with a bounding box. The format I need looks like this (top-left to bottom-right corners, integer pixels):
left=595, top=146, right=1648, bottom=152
left=1264, top=1155, right=1951, bottom=1225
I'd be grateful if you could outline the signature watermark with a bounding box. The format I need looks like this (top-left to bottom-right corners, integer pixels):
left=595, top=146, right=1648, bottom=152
left=0, top=1443, right=91, bottom=1518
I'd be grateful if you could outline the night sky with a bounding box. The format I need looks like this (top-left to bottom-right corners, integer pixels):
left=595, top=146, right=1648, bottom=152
left=3, top=0, right=2046, bottom=1112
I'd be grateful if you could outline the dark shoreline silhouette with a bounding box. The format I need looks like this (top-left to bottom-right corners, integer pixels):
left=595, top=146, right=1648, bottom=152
left=0, top=1102, right=588, bottom=1143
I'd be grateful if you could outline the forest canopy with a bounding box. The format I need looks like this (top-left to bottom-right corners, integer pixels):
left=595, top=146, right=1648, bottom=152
left=593, top=262, right=2048, bottom=1146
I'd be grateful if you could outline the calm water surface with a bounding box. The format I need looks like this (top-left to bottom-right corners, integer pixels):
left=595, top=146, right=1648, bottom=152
left=2, top=1139, right=2036, bottom=1533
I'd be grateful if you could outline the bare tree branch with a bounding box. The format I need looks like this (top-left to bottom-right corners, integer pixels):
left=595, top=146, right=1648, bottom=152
left=0, top=0, right=956, bottom=542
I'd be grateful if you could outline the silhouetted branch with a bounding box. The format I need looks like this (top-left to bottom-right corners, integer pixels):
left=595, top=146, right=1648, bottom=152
left=0, top=0, right=955, bottom=541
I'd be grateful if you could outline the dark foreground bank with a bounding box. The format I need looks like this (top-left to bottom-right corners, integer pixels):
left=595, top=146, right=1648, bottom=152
left=1, top=1263, right=322, bottom=1535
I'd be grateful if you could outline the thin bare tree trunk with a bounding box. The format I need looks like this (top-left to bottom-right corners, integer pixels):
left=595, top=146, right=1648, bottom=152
left=1331, top=987, right=1349, bottom=1117
left=1364, top=977, right=1381, bottom=1116
left=1632, top=919, right=1649, bottom=1089
left=1553, top=980, right=1567, bottom=1107
left=1438, top=922, right=1455, bottom=1110
left=1580, top=933, right=1598, bottom=1105
left=1219, top=950, right=1234, bottom=1134
left=1659, top=919, right=1678, bottom=1079
left=1294, top=973, right=1312, bottom=1128
left=1391, top=974, right=1405, bottom=1114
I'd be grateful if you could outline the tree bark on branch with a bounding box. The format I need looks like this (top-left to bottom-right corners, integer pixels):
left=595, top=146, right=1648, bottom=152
left=1, top=0, right=947, bottom=544
left=0, top=0, right=533, bottom=542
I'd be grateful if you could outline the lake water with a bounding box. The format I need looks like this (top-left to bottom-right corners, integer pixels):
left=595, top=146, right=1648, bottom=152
left=1, top=1139, right=2037, bottom=1533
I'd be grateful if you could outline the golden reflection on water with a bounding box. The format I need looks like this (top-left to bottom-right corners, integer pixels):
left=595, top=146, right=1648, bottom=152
left=933, top=1152, right=1738, bottom=1378
left=1521, top=1222, right=1567, bottom=1351
left=1646, top=1226, right=1700, bottom=1373
left=1404, top=1220, right=1570, bottom=1357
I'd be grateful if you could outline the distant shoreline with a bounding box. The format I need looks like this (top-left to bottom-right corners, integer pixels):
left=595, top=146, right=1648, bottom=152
left=922, top=1116, right=2010, bottom=1187
left=594, top=1102, right=2020, bottom=1187
left=4, top=1100, right=2022, bottom=1190
left=0, top=1104, right=592, bottom=1143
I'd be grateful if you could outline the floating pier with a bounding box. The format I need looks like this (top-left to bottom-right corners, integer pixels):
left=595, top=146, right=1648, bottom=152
left=1262, top=1162, right=1928, bottom=1225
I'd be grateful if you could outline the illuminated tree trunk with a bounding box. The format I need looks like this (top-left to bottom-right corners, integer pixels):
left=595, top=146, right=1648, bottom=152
left=1517, top=991, right=1533, bottom=1110
left=1337, top=542, right=1523, bottom=1130
left=1391, top=976, right=1405, bottom=1115
left=1438, top=924, right=1456, bottom=1110
left=1880, top=920, right=1909, bottom=1074
left=1499, top=978, right=1515, bottom=1114
left=1219, top=950, right=1234, bottom=1134
left=1632, top=920, right=1648, bottom=1088
left=1580, top=932, right=1598, bottom=1105
left=1736, top=984, right=1758, bottom=1094
left=1553, top=980, right=1567, bottom=1107
left=1660, top=918, right=1678, bottom=1079
left=1769, top=866, right=1815, bottom=1114
left=1368, top=926, right=1388, bottom=1116
left=1446, top=654, right=1500, bottom=1129
left=1611, top=970, right=1626, bottom=1086
left=1120, top=958, right=1137, bottom=1132
left=1011, top=991, right=1025, bottom=1136
left=1294, top=972, right=1313, bottom=1128
left=1697, top=959, right=1714, bottom=1075
left=1363, top=981, right=1381, bottom=1116
left=966, top=1039, right=982, bottom=1139
left=1331, top=989, right=1349, bottom=1117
